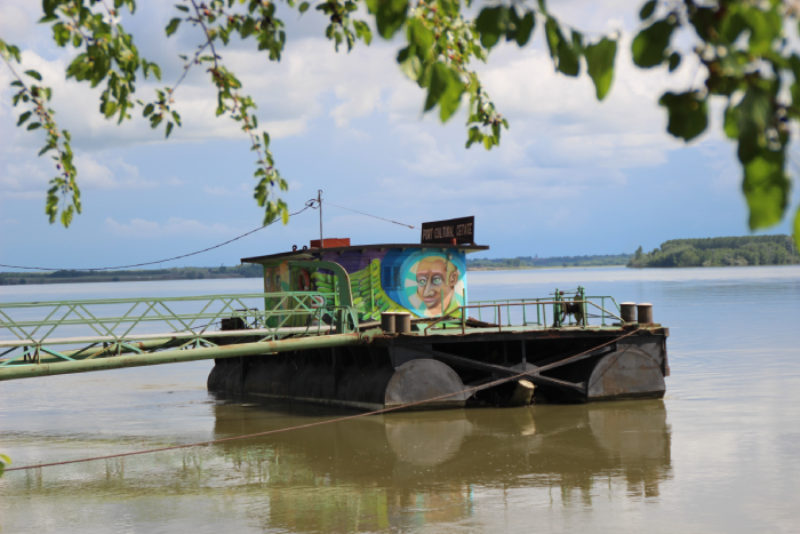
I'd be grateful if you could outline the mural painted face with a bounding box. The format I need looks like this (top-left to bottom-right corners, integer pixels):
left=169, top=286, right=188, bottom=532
left=415, top=257, right=459, bottom=315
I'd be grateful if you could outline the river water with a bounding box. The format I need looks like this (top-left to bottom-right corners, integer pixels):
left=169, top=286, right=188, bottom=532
left=1, top=266, right=799, bottom=533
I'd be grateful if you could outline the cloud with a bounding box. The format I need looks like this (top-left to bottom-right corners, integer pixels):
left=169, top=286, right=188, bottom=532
left=75, top=155, right=157, bottom=190
left=103, top=217, right=235, bottom=238
left=0, top=152, right=153, bottom=197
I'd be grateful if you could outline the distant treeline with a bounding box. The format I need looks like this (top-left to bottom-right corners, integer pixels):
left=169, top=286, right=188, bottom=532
left=467, top=254, right=633, bottom=270
left=627, top=235, right=799, bottom=268
left=0, top=264, right=263, bottom=285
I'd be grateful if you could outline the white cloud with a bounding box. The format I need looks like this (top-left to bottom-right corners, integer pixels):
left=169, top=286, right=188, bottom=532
left=75, top=155, right=156, bottom=190
left=103, top=217, right=235, bottom=238
left=0, top=152, right=153, bottom=197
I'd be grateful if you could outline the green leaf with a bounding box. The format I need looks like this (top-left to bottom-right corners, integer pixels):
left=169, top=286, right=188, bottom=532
left=658, top=91, right=708, bottom=142
left=794, top=207, right=800, bottom=251
left=424, top=62, right=464, bottom=122
left=668, top=51, right=681, bottom=72
left=475, top=6, right=505, bottom=50
left=742, top=149, right=789, bottom=229
left=584, top=38, right=616, bottom=100
left=61, top=205, right=74, bottom=228
left=24, top=70, right=42, bottom=81
left=466, top=126, right=482, bottom=148
left=241, top=18, right=256, bottom=38
left=398, top=48, right=422, bottom=80
left=299, top=2, right=309, bottom=13
left=737, top=87, right=772, bottom=163
left=557, top=37, right=580, bottom=76
left=723, top=103, right=739, bottom=139
left=544, top=17, right=560, bottom=59
left=407, top=17, right=434, bottom=54
left=437, top=67, right=464, bottom=122
left=632, top=19, right=674, bottom=68
left=743, top=6, right=781, bottom=56
left=104, top=100, right=118, bottom=118
left=175, top=4, right=189, bottom=12
left=639, top=0, right=656, bottom=20
left=789, top=54, right=800, bottom=114
left=365, top=0, right=408, bottom=39
left=166, top=121, right=174, bottom=138
left=16, top=111, right=32, bottom=126
left=143, top=103, right=154, bottom=116
left=27, top=122, right=41, bottom=131
left=513, top=11, right=535, bottom=47
left=166, top=17, right=181, bottom=37
left=424, top=62, right=448, bottom=112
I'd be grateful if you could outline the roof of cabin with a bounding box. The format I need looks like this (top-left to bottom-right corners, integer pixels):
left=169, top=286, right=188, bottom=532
left=241, top=243, right=490, bottom=264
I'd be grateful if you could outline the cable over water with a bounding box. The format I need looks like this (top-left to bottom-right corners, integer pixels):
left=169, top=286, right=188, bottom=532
left=0, top=205, right=313, bottom=272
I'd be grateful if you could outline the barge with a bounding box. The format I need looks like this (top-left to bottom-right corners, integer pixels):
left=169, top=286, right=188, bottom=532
left=208, top=217, right=669, bottom=410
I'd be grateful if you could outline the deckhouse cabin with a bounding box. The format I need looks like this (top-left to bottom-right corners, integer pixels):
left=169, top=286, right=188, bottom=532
left=241, top=217, right=487, bottom=325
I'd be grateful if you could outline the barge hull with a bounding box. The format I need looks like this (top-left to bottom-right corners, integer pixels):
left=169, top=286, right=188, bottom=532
left=208, top=327, right=668, bottom=410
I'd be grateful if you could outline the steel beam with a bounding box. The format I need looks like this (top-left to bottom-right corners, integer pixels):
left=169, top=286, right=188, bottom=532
left=0, top=333, right=361, bottom=381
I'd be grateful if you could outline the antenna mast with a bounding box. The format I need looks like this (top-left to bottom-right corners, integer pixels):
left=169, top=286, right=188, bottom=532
left=318, top=189, right=323, bottom=245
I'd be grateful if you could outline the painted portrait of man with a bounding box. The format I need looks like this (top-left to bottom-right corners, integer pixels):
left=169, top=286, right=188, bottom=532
left=415, top=255, right=460, bottom=316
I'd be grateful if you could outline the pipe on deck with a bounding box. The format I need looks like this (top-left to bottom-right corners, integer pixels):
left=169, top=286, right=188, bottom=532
left=0, top=333, right=362, bottom=381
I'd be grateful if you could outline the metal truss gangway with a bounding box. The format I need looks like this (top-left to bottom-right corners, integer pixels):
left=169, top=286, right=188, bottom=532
left=0, top=291, right=361, bottom=381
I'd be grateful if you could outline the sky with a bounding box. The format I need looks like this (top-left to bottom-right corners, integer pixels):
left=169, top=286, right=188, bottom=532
left=1, top=0, right=798, bottom=271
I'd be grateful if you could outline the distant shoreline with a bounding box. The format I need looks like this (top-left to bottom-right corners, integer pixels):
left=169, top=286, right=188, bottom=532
left=467, top=264, right=627, bottom=271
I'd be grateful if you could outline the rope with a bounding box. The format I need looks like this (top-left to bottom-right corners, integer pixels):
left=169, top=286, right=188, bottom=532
left=0, top=206, right=313, bottom=272
left=325, top=201, right=415, bottom=229
left=4, top=328, right=640, bottom=473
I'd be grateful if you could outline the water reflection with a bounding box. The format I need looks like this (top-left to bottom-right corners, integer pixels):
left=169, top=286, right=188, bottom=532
left=209, top=399, right=671, bottom=532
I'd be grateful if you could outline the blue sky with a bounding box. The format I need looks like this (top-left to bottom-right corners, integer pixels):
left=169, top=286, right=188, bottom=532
left=1, top=0, right=798, bottom=270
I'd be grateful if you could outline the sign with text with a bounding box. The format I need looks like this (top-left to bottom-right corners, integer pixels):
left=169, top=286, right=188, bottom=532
left=421, top=216, right=475, bottom=245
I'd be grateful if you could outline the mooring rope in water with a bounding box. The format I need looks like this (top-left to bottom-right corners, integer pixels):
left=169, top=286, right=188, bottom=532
left=4, top=329, right=640, bottom=473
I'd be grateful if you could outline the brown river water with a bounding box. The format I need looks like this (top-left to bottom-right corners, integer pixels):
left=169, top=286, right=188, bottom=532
left=1, top=266, right=799, bottom=533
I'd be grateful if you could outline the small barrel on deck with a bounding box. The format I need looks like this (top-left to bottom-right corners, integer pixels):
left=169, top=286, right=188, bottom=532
left=637, top=303, right=654, bottom=324
left=621, top=302, right=637, bottom=323
left=381, top=312, right=397, bottom=334
left=396, top=312, right=412, bottom=334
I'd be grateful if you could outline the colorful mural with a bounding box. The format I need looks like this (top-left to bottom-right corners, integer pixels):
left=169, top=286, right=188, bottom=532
left=257, top=247, right=468, bottom=323
left=379, top=249, right=466, bottom=318
left=311, top=248, right=467, bottom=322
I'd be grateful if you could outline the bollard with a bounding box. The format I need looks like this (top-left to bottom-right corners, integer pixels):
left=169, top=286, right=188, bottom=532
left=381, top=312, right=397, bottom=334
left=621, top=302, right=637, bottom=323
left=396, top=312, right=412, bottom=334
left=637, top=303, right=653, bottom=324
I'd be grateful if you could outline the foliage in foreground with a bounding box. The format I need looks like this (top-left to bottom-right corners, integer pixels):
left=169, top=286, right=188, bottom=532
left=627, top=235, right=799, bottom=268
left=1, top=0, right=800, bottom=246
left=0, top=453, right=10, bottom=477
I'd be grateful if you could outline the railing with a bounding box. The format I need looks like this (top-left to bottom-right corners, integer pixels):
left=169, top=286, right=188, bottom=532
left=423, top=290, right=623, bottom=335
left=0, top=292, right=359, bottom=366
left=468, top=294, right=621, bottom=328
